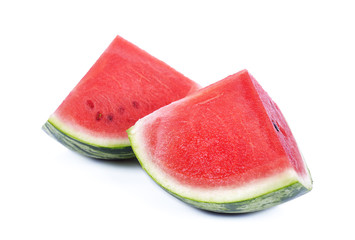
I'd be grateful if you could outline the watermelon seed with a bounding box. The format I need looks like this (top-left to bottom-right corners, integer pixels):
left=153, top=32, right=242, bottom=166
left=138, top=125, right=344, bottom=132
left=86, top=100, right=94, bottom=109
left=107, top=114, right=114, bottom=121
left=96, top=111, right=103, bottom=121
left=132, top=101, right=140, bottom=109
left=272, top=121, right=280, bottom=132
left=118, top=107, right=125, bottom=114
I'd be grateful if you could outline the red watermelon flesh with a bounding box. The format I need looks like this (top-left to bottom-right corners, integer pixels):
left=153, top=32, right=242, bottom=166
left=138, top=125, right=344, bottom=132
left=251, top=76, right=307, bottom=179
left=44, top=36, right=200, bottom=159
left=128, top=69, right=312, bottom=212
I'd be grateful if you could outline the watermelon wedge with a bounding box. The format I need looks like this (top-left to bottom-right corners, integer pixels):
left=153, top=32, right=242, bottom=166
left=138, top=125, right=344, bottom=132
left=127, top=70, right=312, bottom=213
left=43, top=36, right=199, bottom=159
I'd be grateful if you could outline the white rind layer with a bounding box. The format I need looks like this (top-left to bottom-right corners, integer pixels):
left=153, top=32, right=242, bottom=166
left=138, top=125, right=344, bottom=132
left=128, top=116, right=311, bottom=204
left=49, top=113, right=131, bottom=148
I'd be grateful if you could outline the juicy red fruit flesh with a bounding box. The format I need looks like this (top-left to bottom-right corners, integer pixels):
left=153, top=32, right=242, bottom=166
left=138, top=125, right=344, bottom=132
left=143, top=70, right=306, bottom=188
left=250, top=75, right=307, bottom=179
left=53, top=36, right=199, bottom=140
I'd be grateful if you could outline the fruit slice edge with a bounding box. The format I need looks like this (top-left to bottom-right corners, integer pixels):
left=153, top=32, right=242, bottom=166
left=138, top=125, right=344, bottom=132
left=127, top=124, right=311, bottom=213
left=43, top=120, right=134, bottom=159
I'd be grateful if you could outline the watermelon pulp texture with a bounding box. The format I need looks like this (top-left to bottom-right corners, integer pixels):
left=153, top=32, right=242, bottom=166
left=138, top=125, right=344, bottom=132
left=128, top=70, right=312, bottom=213
left=44, top=36, right=199, bottom=159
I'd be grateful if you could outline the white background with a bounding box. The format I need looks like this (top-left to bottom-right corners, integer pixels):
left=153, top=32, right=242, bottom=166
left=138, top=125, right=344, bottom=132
left=1, top=1, right=354, bottom=239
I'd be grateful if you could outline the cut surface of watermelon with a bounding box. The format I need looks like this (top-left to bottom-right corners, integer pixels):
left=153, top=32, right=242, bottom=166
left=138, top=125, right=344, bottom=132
left=43, top=35, right=199, bottom=159
left=128, top=69, right=312, bottom=213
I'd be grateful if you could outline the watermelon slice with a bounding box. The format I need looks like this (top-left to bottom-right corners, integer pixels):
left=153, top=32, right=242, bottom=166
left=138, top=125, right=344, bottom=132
left=43, top=36, right=199, bottom=159
left=127, top=70, right=312, bottom=213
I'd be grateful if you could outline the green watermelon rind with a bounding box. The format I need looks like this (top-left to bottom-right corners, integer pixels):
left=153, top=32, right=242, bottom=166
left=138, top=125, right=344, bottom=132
left=127, top=127, right=311, bottom=213
left=169, top=181, right=309, bottom=213
left=43, top=121, right=135, bottom=159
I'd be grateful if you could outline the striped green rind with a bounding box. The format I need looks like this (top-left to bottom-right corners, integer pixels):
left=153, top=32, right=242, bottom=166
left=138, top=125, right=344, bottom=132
left=138, top=157, right=309, bottom=213
left=127, top=127, right=311, bottom=213
left=43, top=121, right=135, bottom=159
left=168, top=182, right=309, bottom=213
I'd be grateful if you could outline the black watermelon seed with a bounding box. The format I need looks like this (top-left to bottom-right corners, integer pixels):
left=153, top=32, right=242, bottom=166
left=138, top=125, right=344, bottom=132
left=107, top=114, right=114, bottom=121
left=272, top=121, right=280, bottom=132
left=132, top=101, right=140, bottom=109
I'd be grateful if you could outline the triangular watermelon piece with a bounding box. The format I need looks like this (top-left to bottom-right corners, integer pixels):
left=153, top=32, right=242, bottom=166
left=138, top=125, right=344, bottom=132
left=43, top=36, right=200, bottom=159
left=127, top=70, right=312, bottom=213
